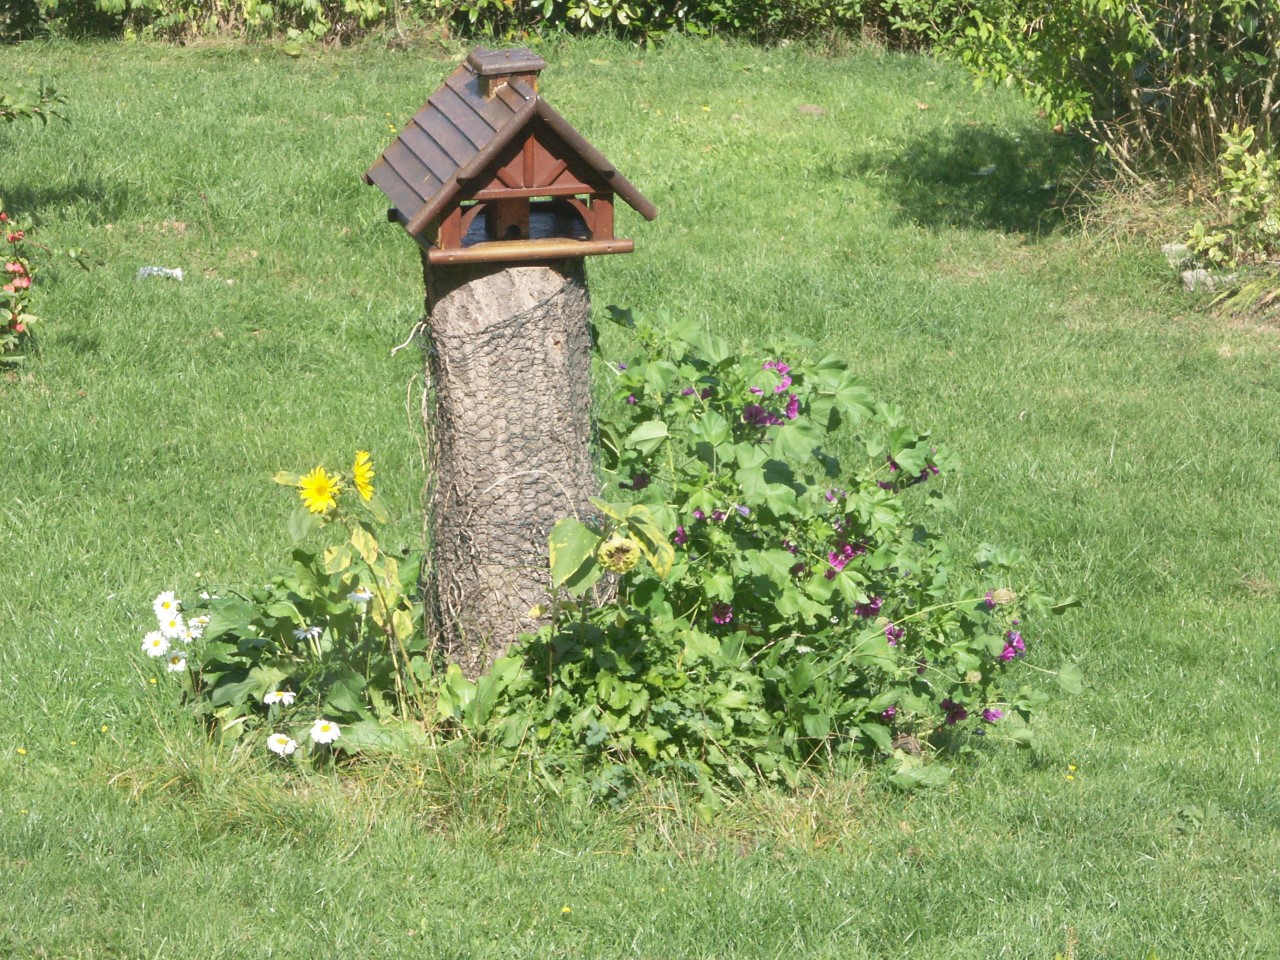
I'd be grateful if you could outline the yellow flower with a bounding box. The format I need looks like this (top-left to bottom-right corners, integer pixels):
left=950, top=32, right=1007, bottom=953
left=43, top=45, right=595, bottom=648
left=352, top=450, right=375, bottom=502
left=299, top=466, right=342, bottom=514
left=16, top=748, right=26, bottom=756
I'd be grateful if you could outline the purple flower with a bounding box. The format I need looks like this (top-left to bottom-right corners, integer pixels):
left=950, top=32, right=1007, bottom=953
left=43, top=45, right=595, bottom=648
left=887, top=457, right=900, bottom=472
left=789, top=562, right=808, bottom=577
left=693, top=509, right=705, bottom=520
left=742, top=404, right=782, bottom=428
left=884, top=622, right=904, bottom=645
left=855, top=596, right=883, bottom=618
left=673, top=526, right=688, bottom=546
left=711, top=603, right=733, bottom=625
left=880, top=705, right=897, bottom=722
left=878, top=481, right=895, bottom=491
left=916, top=657, right=928, bottom=676
left=681, top=387, right=696, bottom=396
left=1008, top=630, right=1025, bottom=653
left=711, top=509, right=726, bottom=522
left=775, top=375, right=792, bottom=393
left=981, top=709, right=1004, bottom=723
left=941, top=698, right=968, bottom=725
left=735, top=505, right=750, bottom=517
left=984, top=591, right=995, bottom=610
left=626, top=394, right=637, bottom=405
left=700, top=387, right=714, bottom=400
left=617, top=362, right=627, bottom=371
left=749, top=386, right=764, bottom=396
left=782, top=539, right=798, bottom=555
left=619, top=471, right=650, bottom=491
left=999, top=645, right=1017, bottom=662
left=785, top=393, right=799, bottom=419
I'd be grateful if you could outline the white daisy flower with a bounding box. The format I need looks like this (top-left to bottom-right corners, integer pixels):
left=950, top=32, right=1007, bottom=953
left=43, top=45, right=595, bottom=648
left=158, top=612, right=186, bottom=639
left=165, top=652, right=187, bottom=672
left=348, top=586, right=374, bottom=605
left=267, top=733, right=298, bottom=757
left=141, top=631, right=170, bottom=657
left=293, top=624, right=323, bottom=642
left=153, top=591, right=180, bottom=619
left=310, top=718, right=340, bottom=744
left=183, top=620, right=204, bottom=641
left=263, top=690, right=296, bottom=706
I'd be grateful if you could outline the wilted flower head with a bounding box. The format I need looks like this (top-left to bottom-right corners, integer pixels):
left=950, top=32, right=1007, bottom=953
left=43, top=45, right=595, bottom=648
left=599, top=537, right=641, bottom=574
left=991, top=588, right=1017, bottom=606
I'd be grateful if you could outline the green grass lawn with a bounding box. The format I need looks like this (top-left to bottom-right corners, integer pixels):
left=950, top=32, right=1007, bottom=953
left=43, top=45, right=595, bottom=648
left=3, top=33, right=1279, bottom=959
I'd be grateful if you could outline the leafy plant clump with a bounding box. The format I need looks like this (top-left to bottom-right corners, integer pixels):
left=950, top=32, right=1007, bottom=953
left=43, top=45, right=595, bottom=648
left=1188, top=125, right=1280, bottom=271
left=135, top=452, right=430, bottom=763
left=443, top=309, right=1078, bottom=796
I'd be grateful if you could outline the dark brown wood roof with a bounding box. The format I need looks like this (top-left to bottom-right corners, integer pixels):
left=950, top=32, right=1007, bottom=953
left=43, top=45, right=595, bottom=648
left=364, top=51, right=657, bottom=239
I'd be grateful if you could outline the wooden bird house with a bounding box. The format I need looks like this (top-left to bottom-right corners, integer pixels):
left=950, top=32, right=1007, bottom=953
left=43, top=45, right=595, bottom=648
left=364, top=47, right=657, bottom=266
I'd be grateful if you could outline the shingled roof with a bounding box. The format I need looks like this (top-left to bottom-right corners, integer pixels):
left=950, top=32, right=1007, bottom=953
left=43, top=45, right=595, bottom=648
left=363, top=47, right=657, bottom=244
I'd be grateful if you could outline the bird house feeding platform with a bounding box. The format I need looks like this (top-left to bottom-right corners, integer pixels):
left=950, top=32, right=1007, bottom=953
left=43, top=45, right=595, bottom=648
left=364, top=47, right=657, bottom=266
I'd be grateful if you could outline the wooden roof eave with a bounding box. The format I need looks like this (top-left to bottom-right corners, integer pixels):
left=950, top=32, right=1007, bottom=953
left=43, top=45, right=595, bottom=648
left=530, top=95, right=658, bottom=222
left=400, top=87, right=539, bottom=238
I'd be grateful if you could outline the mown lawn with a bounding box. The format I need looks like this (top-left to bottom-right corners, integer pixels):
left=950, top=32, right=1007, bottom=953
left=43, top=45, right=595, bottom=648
left=2, top=33, right=1278, bottom=959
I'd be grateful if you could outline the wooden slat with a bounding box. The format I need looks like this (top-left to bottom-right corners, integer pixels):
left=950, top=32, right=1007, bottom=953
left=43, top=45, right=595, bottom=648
left=367, top=162, right=428, bottom=221
left=401, top=119, right=461, bottom=183
left=382, top=141, right=434, bottom=199
left=426, top=236, right=634, bottom=264
left=430, top=84, right=496, bottom=147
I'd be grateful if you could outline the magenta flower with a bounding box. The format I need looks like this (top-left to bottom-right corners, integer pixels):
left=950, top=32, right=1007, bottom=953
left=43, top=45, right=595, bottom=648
left=880, top=705, right=896, bottom=722
left=681, top=387, right=696, bottom=396
left=673, top=526, right=688, bottom=545
left=855, top=596, right=883, bottom=618
left=981, top=708, right=1004, bottom=723
left=749, top=386, right=764, bottom=396
left=711, top=603, right=733, bottom=625
left=785, top=394, right=799, bottom=419
left=941, top=698, right=968, bottom=725
left=742, top=404, right=782, bottom=427
left=626, top=394, right=637, bottom=405
left=618, top=471, right=651, bottom=491
left=984, top=591, right=995, bottom=610
left=884, top=622, right=904, bottom=645
left=617, top=362, right=627, bottom=371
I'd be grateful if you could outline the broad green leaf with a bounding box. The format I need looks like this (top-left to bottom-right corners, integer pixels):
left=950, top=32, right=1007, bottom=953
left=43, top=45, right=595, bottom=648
left=683, top=629, right=721, bottom=661
left=287, top=505, right=321, bottom=544
left=323, top=545, right=352, bottom=574
left=625, top=505, right=674, bottom=578
left=1055, top=663, right=1084, bottom=694
left=624, top=419, right=669, bottom=455
left=332, top=719, right=427, bottom=755
left=633, top=730, right=658, bottom=758
left=350, top=524, right=379, bottom=565
left=203, top=597, right=257, bottom=641
left=548, top=518, right=602, bottom=592
left=858, top=721, right=893, bottom=753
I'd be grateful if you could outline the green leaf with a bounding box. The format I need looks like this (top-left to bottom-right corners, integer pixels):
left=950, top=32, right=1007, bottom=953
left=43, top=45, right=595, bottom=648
left=683, top=629, right=721, bottom=661
left=858, top=721, right=893, bottom=753
left=625, top=505, right=674, bottom=578
left=1051, top=595, right=1082, bottom=614
left=203, top=597, right=257, bottom=641
left=548, top=518, right=602, bottom=591
left=624, top=419, right=669, bottom=455
left=332, top=719, right=427, bottom=755
left=1055, top=662, right=1084, bottom=695
left=288, top=505, right=321, bottom=543
left=889, top=759, right=953, bottom=790
left=350, top=524, right=378, bottom=565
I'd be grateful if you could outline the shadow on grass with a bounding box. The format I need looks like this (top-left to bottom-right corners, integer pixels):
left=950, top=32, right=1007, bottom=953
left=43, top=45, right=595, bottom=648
left=1, top=179, right=133, bottom=226
left=833, top=124, right=1094, bottom=236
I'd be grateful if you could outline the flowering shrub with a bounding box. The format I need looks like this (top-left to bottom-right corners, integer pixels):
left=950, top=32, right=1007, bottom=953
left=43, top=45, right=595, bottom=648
left=136, top=452, right=429, bottom=762
left=1, top=206, right=38, bottom=359
left=443, top=309, right=1079, bottom=795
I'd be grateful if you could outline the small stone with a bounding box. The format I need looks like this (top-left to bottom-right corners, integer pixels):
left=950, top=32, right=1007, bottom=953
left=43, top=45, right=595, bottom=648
left=1161, top=242, right=1190, bottom=269
left=1181, top=268, right=1237, bottom=292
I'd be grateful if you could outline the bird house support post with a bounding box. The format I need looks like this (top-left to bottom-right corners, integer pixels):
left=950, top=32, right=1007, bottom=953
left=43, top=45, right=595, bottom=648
left=365, top=47, right=656, bottom=678
left=419, top=255, right=595, bottom=677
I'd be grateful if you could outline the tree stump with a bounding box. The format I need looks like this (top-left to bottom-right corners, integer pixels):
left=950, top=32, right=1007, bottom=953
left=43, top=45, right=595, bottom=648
left=421, top=256, right=597, bottom=678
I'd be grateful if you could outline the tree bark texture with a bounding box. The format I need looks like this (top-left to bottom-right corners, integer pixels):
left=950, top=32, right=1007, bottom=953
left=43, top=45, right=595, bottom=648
left=421, top=257, right=596, bottom=678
